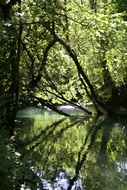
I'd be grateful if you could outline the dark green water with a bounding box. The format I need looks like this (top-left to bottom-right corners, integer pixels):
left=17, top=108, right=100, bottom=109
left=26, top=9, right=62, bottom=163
left=16, top=107, right=127, bottom=190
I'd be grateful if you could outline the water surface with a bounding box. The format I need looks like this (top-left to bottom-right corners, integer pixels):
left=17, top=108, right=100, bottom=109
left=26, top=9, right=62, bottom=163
left=16, top=107, right=127, bottom=190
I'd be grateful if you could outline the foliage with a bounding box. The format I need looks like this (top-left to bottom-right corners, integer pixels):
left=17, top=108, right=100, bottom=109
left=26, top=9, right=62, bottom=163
left=0, top=0, right=127, bottom=135
left=1, top=1, right=127, bottom=189
left=17, top=0, right=127, bottom=111
left=0, top=129, right=21, bottom=189
left=0, top=128, right=42, bottom=189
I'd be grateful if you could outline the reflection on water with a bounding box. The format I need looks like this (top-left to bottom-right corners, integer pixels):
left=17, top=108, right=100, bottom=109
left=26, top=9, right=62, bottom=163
left=31, top=170, right=82, bottom=190
left=16, top=108, right=127, bottom=190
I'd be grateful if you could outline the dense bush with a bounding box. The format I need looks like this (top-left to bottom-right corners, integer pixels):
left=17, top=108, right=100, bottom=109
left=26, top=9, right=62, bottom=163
left=0, top=129, right=43, bottom=189
left=0, top=129, right=21, bottom=189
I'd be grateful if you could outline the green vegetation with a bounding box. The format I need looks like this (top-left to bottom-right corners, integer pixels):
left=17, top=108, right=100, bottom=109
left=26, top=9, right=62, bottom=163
left=0, top=0, right=127, bottom=189
left=0, top=0, right=127, bottom=134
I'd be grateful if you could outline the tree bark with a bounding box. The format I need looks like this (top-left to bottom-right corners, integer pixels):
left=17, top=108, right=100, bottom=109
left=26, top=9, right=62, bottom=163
left=0, top=0, right=21, bottom=135
left=53, top=35, right=115, bottom=116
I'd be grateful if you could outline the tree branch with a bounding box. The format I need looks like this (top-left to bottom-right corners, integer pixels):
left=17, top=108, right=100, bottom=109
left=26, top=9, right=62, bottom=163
left=29, top=39, right=57, bottom=89
left=0, top=0, right=19, bottom=20
left=32, top=96, right=70, bottom=116
left=52, top=34, right=115, bottom=115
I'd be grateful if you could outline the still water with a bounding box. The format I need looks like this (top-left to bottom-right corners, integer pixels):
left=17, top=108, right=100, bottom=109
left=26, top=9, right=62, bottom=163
left=16, top=107, right=127, bottom=190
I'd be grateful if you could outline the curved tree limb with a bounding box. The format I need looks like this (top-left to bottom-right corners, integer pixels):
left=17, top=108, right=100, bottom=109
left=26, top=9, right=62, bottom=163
left=52, top=33, right=115, bottom=116
left=29, top=39, right=57, bottom=89
left=41, top=68, right=93, bottom=115
left=32, top=96, right=70, bottom=116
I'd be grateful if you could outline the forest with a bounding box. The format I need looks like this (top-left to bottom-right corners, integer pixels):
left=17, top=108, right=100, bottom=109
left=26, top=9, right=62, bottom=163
left=0, top=0, right=127, bottom=189
left=0, top=0, right=127, bottom=135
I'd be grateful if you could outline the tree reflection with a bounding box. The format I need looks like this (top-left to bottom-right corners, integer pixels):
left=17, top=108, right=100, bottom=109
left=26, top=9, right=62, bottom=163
left=16, top=113, right=127, bottom=189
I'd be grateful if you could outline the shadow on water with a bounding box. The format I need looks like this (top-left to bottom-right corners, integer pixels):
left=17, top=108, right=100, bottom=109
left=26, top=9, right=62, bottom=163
left=16, top=108, right=127, bottom=190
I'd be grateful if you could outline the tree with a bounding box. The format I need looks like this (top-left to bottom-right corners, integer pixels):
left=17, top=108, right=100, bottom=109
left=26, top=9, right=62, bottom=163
left=0, top=0, right=127, bottom=135
left=0, top=0, right=21, bottom=135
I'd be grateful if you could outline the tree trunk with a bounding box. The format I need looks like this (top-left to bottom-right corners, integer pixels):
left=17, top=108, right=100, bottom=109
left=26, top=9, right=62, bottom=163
left=54, top=35, right=115, bottom=116
left=0, top=0, right=21, bottom=136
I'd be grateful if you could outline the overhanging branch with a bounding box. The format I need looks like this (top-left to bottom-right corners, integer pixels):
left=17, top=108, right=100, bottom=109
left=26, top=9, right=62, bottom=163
left=29, top=39, right=57, bottom=89
left=53, top=34, right=115, bottom=115
left=32, top=96, right=70, bottom=116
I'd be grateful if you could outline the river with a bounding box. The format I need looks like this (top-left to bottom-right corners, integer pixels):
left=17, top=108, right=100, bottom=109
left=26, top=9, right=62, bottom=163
left=16, top=107, right=127, bottom=190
